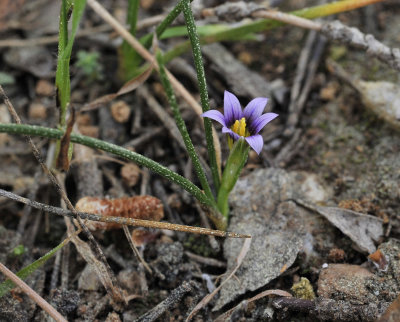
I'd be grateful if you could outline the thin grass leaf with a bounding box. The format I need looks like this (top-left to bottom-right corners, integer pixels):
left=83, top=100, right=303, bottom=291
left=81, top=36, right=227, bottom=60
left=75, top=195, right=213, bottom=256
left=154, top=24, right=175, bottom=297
left=155, top=0, right=384, bottom=68
left=182, top=0, right=221, bottom=191
left=156, top=51, right=216, bottom=205
left=130, top=0, right=194, bottom=71
left=119, top=0, right=140, bottom=81
left=0, top=123, right=216, bottom=209
left=56, top=0, right=87, bottom=127
left=0, top=237, right=69, bottom=297
left=159, top=25, right=256, bottom=40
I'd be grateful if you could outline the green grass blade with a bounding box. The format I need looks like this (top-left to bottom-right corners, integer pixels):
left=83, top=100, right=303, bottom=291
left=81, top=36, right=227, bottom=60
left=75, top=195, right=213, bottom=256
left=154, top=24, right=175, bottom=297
left=182, top=0, right=220, bottom=191
left=0, top=239, right=67, bottom=297
left=128, top=0, right=194, bottom=73
left=119, top=0, right=140, bottom=81
left=55, top=0, right=87, bottom=127
left=156, top=51, right=216, bottom=204
left=158, top=0, right=382, bottom=66
left=0, top=123, right=215, bottom=208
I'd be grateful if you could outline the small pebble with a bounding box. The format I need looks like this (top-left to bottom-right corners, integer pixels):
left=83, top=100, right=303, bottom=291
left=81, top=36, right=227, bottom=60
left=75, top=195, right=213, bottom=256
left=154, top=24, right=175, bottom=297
left=35, top=79, right=54, bottom=96
left=28, top=102, right=47, bottom=120
left=111, top=100, right=131, bottom=123
left=121, top=163, right=141, bottom=187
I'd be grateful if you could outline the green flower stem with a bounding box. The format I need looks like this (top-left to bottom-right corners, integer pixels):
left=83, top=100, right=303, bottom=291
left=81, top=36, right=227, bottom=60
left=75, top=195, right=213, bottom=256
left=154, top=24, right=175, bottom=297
left=182, top=0, right=220, bottom=192
left=0, top=123, right=215, bottom=209
left=156, top=51, right=216, bottom=204
left=217, top=139, right=249, bottom=218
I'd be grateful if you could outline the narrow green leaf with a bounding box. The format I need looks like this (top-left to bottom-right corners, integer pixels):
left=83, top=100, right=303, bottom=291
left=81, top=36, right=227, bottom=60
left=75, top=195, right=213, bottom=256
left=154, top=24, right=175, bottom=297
left=159, top=0, right=382, bottom=66
left=56, top=0, right=87, bottom=127
left=129, top=0, right=194, bottom=72
left=156, top=51, right=216, bottom=204
left=182, top=0, right=220, bottom=191
left=0, top=123, right=215, bottom=208
left=119, top=0, right=140, bottom=81
left=159, top=25, right=256, bottom=40
left=0, top=239, right=67, bottom=297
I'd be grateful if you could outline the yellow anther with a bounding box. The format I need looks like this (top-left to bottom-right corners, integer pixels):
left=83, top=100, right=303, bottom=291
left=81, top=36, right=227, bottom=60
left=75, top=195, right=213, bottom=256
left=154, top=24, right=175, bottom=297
left=231, top=119, right=240, bottom=135
left=231, top=117, right=248, bottom=137
left=238, top=117, right=246, bottom=137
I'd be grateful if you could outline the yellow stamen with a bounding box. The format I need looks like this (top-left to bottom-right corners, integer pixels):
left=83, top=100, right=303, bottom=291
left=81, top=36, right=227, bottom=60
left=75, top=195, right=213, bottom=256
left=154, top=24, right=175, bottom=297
left=231, top=117, right=249, bottom=137
left=238, top=118, right=246, bottom=136
left=231, top=119, right=240, bottom=135
left=228, top=117, right=250, bottom=150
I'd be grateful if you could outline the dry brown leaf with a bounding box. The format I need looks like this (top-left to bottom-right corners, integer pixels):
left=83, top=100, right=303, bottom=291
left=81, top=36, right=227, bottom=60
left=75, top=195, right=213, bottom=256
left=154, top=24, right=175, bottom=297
left=121, top=163, right=141, bottom=187
left=295, top=199, right=383, bottom=253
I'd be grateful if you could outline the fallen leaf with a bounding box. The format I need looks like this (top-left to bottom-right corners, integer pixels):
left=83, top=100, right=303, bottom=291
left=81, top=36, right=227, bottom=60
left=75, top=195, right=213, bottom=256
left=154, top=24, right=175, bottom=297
left=295, top=199, right=383, bottom=253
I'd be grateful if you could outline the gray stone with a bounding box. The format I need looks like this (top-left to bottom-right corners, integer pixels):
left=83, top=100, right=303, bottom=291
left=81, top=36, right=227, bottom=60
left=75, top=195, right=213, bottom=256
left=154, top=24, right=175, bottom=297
left=215, top=168, right=331, bottom=309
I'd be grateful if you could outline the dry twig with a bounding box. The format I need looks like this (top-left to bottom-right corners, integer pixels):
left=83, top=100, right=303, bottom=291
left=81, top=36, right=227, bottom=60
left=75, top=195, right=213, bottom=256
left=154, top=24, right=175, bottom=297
left=215, top=289, right=292, bottom=321
left=252, top=10, right=400, bottom=72
left=0, top=263, right=67, bottom=322
left=137, top=281, right=196, bottom=322
left=0, top=188, right=250, bottom=238
left=0, top=85, right=124, bottom=304
left=273, top=297, right=389, bottom=321
left=0, top=15, right=165, bottom=47
left=321, top=20, right=400, bottom=72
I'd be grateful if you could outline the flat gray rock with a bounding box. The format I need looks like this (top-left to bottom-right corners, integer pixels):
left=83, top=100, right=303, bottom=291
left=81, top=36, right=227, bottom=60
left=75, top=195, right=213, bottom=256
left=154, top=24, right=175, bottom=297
left=215, top=168, right=330, bottom=310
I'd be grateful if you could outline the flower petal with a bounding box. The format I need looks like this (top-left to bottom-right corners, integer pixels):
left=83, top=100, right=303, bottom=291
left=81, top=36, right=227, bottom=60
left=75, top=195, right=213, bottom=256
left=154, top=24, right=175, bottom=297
left=222, top=127, right=241, bottom=141
left=201, top=110, right=227, bottom=127
left=245, top=135, right=264, bottom=155
left=224, top=90, right=242, bottom=125
left=251, top=113, right=278, bottom=134
left=243, top=97, right=268, bottom=124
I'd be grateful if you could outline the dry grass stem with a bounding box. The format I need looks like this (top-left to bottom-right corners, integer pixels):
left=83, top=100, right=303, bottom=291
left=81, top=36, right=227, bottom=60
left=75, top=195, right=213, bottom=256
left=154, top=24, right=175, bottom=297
left=0, top=85, right=124, bottom=303
left=0, top=263, right=67, bottom=322
left=0, top=188, right=251, bottom=238
left=252, top=10, right=321, bottom=30
left=0, top=15, right=165, bottom=48
left=122, top=224, right=152, bottom=273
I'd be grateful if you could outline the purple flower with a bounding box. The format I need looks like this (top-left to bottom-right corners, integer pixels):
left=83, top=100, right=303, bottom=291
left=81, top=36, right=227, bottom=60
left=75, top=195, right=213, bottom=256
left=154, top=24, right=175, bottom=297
left=202, top=91, right=278, bottom=154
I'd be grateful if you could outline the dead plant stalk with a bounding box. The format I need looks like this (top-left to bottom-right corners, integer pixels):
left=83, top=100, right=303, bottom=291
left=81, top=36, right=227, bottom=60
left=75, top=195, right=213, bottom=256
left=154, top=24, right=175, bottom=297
left=0, top=263, right=67, bottom=322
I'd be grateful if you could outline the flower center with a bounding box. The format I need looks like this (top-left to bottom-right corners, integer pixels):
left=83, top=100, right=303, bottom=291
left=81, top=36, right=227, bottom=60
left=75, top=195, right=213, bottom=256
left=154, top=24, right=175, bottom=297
left=231, top=117, right=250, bottom=137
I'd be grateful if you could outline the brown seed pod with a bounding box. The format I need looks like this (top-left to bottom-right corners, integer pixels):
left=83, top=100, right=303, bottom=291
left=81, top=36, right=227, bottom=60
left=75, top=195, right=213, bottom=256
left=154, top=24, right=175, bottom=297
left=75, top=196, right=164, bottom=231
